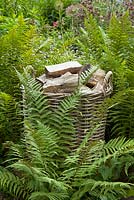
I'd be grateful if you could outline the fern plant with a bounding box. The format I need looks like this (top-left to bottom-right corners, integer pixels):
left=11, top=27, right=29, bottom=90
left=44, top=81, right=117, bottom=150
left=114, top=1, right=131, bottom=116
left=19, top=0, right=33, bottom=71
left=0, top=14, right=45, bottom=97
left=63, top=135, right=134, bottom=200
left=0, top=92, right=22, bottom=165
left=107, top=89, right=134, bottom=138
left=0, top=69, right=72, bottom=200
left=0, top=14, right=48, bottom=149
left=78, top=12, right=134, bottom=139
left=0, top=69, right=134, bottom=200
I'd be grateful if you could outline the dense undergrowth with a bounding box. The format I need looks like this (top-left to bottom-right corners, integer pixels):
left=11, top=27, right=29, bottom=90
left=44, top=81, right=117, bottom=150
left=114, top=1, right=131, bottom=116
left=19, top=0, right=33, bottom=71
left=0, top=0, right=134, bottom=199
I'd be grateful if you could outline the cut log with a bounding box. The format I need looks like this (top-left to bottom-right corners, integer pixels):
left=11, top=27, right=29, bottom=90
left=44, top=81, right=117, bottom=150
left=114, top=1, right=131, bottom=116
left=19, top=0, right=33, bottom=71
left=45, top=61, right=82, bottom=77
left=80, top=85, right=92, bottom=94
left=36, top=74, right=46, bottom=84
left=92, top=69, right=106, bottom=85
left=43, top=72, right=79, bottom=93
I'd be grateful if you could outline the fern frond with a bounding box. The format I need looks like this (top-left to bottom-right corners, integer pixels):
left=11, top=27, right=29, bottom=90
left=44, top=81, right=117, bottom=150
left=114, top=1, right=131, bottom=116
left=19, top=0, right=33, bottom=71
left=103, top=137, right=134, bottom=156
left=50, top=91, right=81, bottom=153
left=78, top=137, right=134, bottom=179
left=7, top=160, right=67, bottom=192
left=79, top=65, right=98, bottom=86
left=108, top=12, right=132, bottom=60
left=109, top=89, right=134, bottom=138
left=79, top=14, right=105, bottom=61
left=7, top=121, right=58, bottom=178
left=23, top=121, right=59, bottom=175
left=0, top=167, right=29, bottom=199
left=0, top=92, right=21, bottom=144
left=29, top=191, right=69, bottom=200
left=3, top=142, right=23, bottom=165
left=63, top=135, right=134, bottom=192
left=63, top=140, right=105, bottom=183
left=72, top=179, right=131, bottom=200
left=16, top=69, right=52, bottom=126
left=75, top=124, right=100, bottom=155
left=8, top=162, right=42, bottom=177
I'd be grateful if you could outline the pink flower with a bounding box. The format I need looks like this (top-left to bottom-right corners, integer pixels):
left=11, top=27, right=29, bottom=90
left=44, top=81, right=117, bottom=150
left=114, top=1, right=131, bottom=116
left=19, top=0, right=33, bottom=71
left=53, top=21, right=58, bottom=27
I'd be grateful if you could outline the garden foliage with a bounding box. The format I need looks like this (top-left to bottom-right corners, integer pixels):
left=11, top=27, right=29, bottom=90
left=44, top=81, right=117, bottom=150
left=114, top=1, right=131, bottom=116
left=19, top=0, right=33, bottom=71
left=0, top=1, right=134, bottom=199
left=0, top=70, right=134, bottom=200
left=78, top=12, right=134, bottom=138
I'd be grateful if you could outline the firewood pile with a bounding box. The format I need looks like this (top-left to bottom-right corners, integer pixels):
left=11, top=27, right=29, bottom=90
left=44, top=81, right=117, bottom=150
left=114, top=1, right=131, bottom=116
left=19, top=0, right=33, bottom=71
left=37, top=61, right=112, bottom=95
left=37, top=61, right=113, bottom=144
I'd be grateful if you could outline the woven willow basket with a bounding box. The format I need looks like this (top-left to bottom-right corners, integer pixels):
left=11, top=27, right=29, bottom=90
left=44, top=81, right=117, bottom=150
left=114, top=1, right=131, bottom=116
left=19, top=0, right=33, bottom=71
left=44, top=71, right=113, bottom=146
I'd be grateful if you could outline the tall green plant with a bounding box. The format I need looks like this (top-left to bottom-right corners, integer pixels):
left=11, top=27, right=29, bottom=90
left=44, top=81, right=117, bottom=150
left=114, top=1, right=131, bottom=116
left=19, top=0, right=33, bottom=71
left=0, top=14, right=47, bottom=150
left=78, top=13, right=134, bottom=138
left=0, top=15, right=44, bottom=96
left=0, top=92, right=22, bottom=162
left=79, top=12, right=134, bottom=88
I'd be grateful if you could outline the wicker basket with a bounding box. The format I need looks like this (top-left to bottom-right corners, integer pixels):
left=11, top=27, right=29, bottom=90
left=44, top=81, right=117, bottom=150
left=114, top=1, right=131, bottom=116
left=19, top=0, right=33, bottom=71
left=44, top=71, right=113, bottom=146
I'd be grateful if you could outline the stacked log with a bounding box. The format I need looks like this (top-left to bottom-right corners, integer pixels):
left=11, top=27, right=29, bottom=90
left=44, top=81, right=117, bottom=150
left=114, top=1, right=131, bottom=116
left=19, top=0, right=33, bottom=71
left=37, top=61, right=108, bottom=94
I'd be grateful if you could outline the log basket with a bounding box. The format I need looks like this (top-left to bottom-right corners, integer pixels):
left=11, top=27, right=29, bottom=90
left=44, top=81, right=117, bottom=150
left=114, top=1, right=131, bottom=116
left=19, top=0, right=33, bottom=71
left=44, top=71, right=113, bottom=146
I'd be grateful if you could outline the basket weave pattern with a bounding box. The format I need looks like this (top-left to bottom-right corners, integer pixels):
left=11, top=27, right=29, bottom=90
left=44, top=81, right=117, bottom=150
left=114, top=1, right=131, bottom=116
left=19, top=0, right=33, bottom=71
left=44, top=71, right=112, bottom=146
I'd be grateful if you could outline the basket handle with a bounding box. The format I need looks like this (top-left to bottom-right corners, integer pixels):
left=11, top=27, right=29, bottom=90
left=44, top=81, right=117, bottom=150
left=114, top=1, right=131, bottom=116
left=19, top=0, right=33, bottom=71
left=103, top=71, right=113, bottom=95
